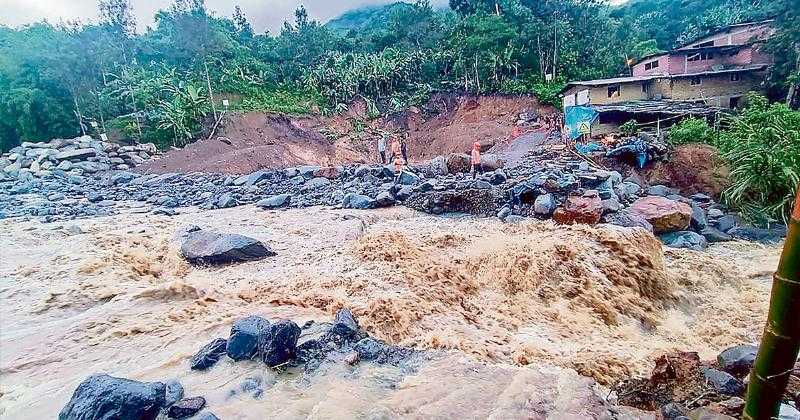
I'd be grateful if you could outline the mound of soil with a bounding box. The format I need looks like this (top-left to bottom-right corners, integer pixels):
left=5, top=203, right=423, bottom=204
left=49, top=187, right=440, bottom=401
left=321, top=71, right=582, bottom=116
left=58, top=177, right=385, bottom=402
left=137, top=113, right=371, bottom=174
left=137, top=94, right=555, bottom=175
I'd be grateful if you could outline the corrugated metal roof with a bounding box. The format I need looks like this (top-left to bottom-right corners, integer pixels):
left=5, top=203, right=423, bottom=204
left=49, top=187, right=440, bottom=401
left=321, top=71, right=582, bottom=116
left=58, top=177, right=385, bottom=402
left=563, top=65, right=768, bottom=92
left=590, top=100, right=725, bottom=116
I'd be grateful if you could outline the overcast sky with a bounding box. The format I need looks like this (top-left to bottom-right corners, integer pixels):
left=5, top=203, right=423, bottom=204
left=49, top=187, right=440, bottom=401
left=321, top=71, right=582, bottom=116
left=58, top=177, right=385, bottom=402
left=0, top=0, right=453, bottom=33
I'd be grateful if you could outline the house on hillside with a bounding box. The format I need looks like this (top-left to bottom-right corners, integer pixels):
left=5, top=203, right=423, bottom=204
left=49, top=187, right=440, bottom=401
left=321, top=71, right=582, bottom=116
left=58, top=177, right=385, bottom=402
left=561, top=20, right=775, bottom=135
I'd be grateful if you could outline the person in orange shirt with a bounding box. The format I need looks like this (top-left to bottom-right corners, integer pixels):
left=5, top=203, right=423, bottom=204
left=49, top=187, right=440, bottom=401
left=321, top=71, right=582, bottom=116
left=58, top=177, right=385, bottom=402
left=471, top=141, right=482, bottom=180
left=390, top=136, right=404, bottom=182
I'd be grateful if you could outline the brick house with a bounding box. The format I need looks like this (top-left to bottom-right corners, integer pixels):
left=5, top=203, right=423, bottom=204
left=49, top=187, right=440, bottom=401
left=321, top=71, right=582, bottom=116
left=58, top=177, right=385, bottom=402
left=562, top=20, right=774, bottom=113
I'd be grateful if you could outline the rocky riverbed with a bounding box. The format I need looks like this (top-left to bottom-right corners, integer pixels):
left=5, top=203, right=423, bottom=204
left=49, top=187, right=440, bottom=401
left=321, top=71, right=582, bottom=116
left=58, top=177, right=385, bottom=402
left=0, top=137, right=786, bottom=252
left=0, top=204, right=782, bottom=418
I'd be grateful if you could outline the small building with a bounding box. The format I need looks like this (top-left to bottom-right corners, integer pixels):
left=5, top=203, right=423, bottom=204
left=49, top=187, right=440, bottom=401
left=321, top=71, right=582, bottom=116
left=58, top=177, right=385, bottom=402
left=561, top=20, right=774, bottom=135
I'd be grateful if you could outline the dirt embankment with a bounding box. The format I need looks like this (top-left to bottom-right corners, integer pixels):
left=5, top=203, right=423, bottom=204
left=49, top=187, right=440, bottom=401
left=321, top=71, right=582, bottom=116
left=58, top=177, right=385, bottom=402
left=137, top=94, right=555, bottom=175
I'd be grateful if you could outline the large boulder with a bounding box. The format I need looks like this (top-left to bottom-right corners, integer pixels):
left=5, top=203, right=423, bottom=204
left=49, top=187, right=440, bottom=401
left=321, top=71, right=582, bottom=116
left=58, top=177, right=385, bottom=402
left=534, top=193, right=556, bottom=216
left=260, top=320, right=301, bottom=367
left=59, top=374, right=166, bottom=420
left=660, top=231, right=708, bottom=251
left=343, top=193, right=375, bottom=210
left=717, top=345, right=758, bottom=376
left=227, top=316, right=270, bottom=361
left=330, top=308, right=359, bottom=338
left=603, top=211, right=654, bottom=232
left=629, top=196, right=692, bottom=233
left=180, top=230, right=275, bottom=265
left=553, top=192, right=603, bottom=225
left=190, top=338, right=228, bottom=370
left=702, top=368, right=745, bottom=396
left=256, top=194, right=292, bottom=209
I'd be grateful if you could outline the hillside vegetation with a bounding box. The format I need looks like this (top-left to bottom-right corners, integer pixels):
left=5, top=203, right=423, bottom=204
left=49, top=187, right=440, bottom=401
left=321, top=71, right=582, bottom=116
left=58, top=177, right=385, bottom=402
left=0, top=0, right=796, bottom=151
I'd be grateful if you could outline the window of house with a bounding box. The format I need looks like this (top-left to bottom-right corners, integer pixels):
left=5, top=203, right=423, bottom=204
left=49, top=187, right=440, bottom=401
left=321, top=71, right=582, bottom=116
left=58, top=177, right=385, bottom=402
left=687, top=51, right=714, bottom=62
left=608, top=85, right=620, bottom=98
left=690, top=77, right=702, bottom=86
left=644, top=60, right=659, bottom=71
left=730, top=96, right=741, bottom=109
left=642, top=83, right=647, bottom=93
left=730, top=73, right=741, bottom=82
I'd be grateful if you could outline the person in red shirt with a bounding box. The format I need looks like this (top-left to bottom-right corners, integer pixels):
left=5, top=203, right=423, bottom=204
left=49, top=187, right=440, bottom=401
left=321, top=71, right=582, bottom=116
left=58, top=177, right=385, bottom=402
left=471, top=141, right=482, bottom=179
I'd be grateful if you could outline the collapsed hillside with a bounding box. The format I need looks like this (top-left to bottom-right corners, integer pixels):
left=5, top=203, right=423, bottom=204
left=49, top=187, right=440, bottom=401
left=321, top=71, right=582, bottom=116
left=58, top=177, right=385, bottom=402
left=136, top=94, right=556, bottom=175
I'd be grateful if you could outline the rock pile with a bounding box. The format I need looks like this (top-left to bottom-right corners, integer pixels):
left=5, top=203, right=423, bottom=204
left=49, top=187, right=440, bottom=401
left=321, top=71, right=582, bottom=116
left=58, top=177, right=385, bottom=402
left=1, top=135, right=157, bottom=179
left=0, top=141, right=785, bottom=249
left=60, top=309, right=412, bottom=420
left=614, top=344, right=800, bottom=419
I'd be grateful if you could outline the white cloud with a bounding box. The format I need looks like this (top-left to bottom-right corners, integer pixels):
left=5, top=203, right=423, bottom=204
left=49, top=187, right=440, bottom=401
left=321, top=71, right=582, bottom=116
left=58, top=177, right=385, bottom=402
left=0, top=0, right=450, bottom=33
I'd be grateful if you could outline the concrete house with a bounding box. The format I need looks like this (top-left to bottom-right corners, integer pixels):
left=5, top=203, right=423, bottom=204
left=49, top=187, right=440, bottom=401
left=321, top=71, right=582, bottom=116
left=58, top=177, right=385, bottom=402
left=561, top=20, right=775, bottom=134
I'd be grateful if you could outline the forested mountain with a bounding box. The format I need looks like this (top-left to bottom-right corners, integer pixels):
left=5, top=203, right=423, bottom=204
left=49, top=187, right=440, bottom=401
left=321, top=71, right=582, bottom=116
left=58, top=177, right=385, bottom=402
left=0, top=0, right=796, bottom=151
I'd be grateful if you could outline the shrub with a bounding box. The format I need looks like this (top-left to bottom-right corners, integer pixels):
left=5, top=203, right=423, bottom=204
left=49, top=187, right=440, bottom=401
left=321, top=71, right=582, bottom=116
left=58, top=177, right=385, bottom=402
left=667, top=117, right=715, bottom=145
left=620, top=120, right=639, bottom=137
left=715, top=94, right=800, bottom=222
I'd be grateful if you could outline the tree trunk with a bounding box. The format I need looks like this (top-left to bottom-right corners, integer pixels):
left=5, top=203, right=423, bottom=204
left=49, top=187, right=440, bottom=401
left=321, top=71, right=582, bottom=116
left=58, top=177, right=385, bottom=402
left=204, top=60, right=218, bottom=120
left=786, top=44, right=800, bottom=108
left=73, top=94, right=86, bottom=136
left=743, top=189, right=800, bottom=419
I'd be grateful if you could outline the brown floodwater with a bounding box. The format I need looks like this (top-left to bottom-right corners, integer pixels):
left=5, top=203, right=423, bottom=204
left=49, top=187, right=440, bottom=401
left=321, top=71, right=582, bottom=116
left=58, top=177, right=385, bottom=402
left=0, top=205, right=780, bottom=418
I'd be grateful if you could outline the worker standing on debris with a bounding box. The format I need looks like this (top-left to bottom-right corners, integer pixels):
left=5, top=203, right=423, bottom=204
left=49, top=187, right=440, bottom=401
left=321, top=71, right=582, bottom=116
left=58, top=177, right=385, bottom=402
left=471, top=141, right=482, bottom=179
left=390, top=135, right=404, bottom=182
left=400, top=135, right=409, bottom=165
left=378, top=134, right=387, bottom=164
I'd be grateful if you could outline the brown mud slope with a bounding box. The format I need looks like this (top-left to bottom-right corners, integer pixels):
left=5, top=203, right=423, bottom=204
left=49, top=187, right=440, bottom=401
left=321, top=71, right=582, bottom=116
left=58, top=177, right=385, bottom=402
left=604, top=144, right=731, bottom=198
left=392, top=94, right=556, bottom=160
left=137, top=94, right=555, bottom=174
left=137, top=113, right=371, bottom=174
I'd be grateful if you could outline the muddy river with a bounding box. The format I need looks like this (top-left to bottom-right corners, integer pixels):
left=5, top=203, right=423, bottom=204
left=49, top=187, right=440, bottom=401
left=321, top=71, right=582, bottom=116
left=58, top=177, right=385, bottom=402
left=0, top=205, right=780, bottom=418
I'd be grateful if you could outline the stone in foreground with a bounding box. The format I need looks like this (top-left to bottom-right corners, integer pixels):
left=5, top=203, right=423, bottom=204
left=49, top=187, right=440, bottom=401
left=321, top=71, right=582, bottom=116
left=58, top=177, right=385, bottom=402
left=190, top=338, right=228, bottom=370
left=716, top=345, right=757, bottom=376
left=629, top=196, right=692, bottom=233
left=180, top=230, right=275, bottom=265
left=167, top=396, right=206, bottom=419
left=59, top=374, right=166, bottom=420
left=227, top=315, right=270, bottom=361
left=553, top=192, right=602, bottom=225
left=260, top=319, right=301, bottom=367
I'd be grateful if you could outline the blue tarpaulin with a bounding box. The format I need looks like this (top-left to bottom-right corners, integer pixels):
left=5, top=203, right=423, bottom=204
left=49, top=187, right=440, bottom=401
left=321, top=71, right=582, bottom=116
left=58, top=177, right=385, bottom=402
left=564, top=106, right=598, bottom=140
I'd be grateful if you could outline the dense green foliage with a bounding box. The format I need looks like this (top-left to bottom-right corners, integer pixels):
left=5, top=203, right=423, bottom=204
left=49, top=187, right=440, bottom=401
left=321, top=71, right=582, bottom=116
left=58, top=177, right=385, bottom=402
left=667, top=117, right=715, bottom=145
left=0, top=0, right=796, bottom=151
left=716, top=94, right=800, bottom=222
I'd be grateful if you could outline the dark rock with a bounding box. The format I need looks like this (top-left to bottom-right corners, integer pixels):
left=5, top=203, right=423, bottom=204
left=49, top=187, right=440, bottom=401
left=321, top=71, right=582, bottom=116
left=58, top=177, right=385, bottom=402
left=600, top=197, right=621, bottom=214
left=702, top=368, right=745, bottom=396
left=343, top=193, right=375, bottom=210
left=165, top=380, right=184, bottom=407
left=497, top=206, right=512, bottom=220
left=715, top=215, right=738, bottom=233
left=167, top=397, right=206, bottom=419
left=180, top=230, right=275, bottom=265
left=375, top=191, right=395, bottom=208
left=216, top=193, right=236, bottom=209
left=190, top=338, right=228, bottom=370
left=533, top=193, right=556, bottom=216
left=701, top=227, right=733, bottom=243
left=603, top=211, right=654, bottom=232
left=86, top=192, right=103, bottom=203
left=303, top=177, right=331, bottom=191
left=647, top=185, right=673, bottom=197
left=56, top=148, right=96, bottom=161
left=661, top=402, right=688, bottom=419
left=728, top=226, right=786, bottom=244
left=260, top=320, right=301, bottom=367
left=473, top=180, right=493, bottom=190
left=227, top=316, right=270, bottom=361
left=330, top=309, right=359, bottom=338
left=690, top=203, right=708, bottom=231
left=687, top=407, right=736, bottom=419
left=354, top=337, right=388, bottom=361
left=395, top=185, right=413, bottom=201
left=398, top=170, right=420, bottom=185
left=691, top=193, right=713, bottom=203
left=256, top=194, right=292, bottom=209
left=717, top=345, right=758, bottom=376
left=660, top=231, right=708, bottom=251
left=58, top=374, right=166, bottom=420
left=707, top=208, right=724, bottom=219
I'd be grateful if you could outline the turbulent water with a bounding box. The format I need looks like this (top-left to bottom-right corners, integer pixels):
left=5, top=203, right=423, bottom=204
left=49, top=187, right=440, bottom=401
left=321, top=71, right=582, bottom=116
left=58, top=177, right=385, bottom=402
left=0, top=205, right=780, bottom=418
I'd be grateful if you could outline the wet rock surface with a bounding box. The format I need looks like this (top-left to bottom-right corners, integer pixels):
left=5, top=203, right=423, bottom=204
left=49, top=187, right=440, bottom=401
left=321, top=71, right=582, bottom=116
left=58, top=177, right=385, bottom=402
left=58, top=374, right=166, bottom=420
left=180, top=230, right=275, bottom=265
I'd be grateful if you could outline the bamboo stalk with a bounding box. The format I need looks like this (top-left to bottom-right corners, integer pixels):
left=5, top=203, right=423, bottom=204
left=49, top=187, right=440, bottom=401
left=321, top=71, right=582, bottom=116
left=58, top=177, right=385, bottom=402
left=743, top=188, right=800, bottom=419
